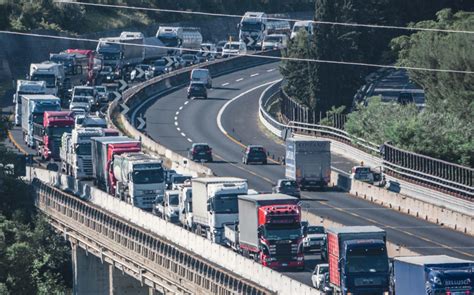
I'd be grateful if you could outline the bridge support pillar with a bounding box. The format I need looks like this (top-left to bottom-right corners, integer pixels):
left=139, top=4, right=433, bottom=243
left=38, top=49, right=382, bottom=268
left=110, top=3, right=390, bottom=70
left=109, top=264, right=150, bottom=295
left=72, top=244, right=110, bottom=295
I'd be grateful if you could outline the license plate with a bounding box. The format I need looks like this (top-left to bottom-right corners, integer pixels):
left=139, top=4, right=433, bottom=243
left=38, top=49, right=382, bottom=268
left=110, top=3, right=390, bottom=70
left=199, top=152, right=205, bottom=155
left=282, top=263, right=287, bottom=267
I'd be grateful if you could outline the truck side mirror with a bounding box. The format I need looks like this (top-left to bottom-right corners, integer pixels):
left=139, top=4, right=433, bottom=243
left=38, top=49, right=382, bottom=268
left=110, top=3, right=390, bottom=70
left=207, top=203, right=211, bottom=211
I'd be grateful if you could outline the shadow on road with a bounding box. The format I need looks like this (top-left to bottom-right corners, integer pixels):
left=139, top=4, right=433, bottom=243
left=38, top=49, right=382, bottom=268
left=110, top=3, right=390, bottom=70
left=211, top=87, right=240, bottom=91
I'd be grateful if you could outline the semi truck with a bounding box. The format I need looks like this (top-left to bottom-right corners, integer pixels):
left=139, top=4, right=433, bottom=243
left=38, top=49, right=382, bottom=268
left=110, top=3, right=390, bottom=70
left=21, top=95, right=61, bottom=148
left=13, top=80, right=47, bottom=126
left=191, top=177, right=248, bottom=244
left=178, top=182, right=193, bottom=229
left=326, top=226, right=390, bottom=295
left=238, top=12, right=268, bottom=48
left=224, top=193, right=305, bottom=270
left=32, top=111, right=74, bottom=160
left=156, top=27, right=203, bottom=55
left=91, top=136, right=141, bottom=194
left=60, top=127, right=104, bottom=179
left=64, top=49, right=103, bottom=85
left=97, top=34, right=144, bottom=70
left=112, top=152, right=165, bottom=210
left=143, top=37, right=168, bottom=62
left=393, top=255, right=474, bottom=295
left=285, top=138, right=331, bottom=190
left=29, top=62, right=65, bottom=96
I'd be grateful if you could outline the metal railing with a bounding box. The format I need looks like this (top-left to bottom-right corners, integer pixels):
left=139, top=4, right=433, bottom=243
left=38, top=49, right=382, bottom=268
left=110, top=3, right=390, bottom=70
left=34, top=179, right=272, bottom=295
left=259, top=82, right=474, bottom=199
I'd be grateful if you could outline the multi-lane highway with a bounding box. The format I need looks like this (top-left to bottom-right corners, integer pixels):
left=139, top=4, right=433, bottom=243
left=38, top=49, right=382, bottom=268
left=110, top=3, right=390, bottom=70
left=139, top=62, right=474, bottom=284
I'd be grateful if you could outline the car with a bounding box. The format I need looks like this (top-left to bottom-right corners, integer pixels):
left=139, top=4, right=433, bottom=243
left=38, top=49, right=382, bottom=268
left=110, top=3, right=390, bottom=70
left=170, top=174, right=192, bottom=190
left=242, top=145, right=267, bottom=165
left=99, top=65, right=118, bottom=83
left=222, top=41, right=247, bottom=58
left=151, top=59, right=170, bottom=76
left=171, top=56, right=185, bottom=70
left=262, top=34, right=288, bottom=50
left=303, top=225, right=326, bottom=252
left=272, top=179, right=300, bottom=198
left=311, top=263, right=329, bottom=290
left=215, top=40, right=227, bottom=58
left=187, top=82, right=207, bottom=99
left=188, top=143, right=213, bottom=162
left=350, top=165, right=374, bottom=184
left=94, top=85, right=107, bottom=103
left=191, top=68, right=212, bottom=88
left=181, top=54, right=199, bottom=66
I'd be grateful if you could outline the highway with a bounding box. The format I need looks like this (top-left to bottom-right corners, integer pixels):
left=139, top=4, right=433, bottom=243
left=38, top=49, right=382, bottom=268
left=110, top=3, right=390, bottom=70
left=139, top=62, right=474, bottom=285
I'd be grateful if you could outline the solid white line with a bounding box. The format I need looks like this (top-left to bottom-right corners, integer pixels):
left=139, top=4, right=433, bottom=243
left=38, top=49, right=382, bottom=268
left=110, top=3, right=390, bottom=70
left=235, top=78, right=244, bottom=82
left=250, top=73, right=259, bottom=77
left=177, top=127, right=181, bottom=131
left=267, top=68, right=275, bottom=72
left=179, top=106, right=183, bottom=110
left=221, top=82, right=230, bottom=86
left=174, top=122, right=178, bottom=126
left=187, top=138, right=193, bottom=143
left=180, top=132, right=186, bottom=137
left=216, top=79, right=282, bottom=136
left=175, top=111, right=179, bottom=115
left=184, top=101, right=189, bottom=105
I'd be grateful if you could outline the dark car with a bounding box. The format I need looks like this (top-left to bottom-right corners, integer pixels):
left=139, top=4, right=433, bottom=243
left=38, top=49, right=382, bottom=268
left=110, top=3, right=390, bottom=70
left=181, top=54, right=199, bottom=66
left=188, top=143, right=213, bottom=162
left=99, top=66, right=118, bottom=83
left=152, top=59, right=170, bottom=76
left=242, top=145, right=267, bottom=165
left=187, top=82, right=207, bottom=99
left=272, top=179, right=301, bottom=198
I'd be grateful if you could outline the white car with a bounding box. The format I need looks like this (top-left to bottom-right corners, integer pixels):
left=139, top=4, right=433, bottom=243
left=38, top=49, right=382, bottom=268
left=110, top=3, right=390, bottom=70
left=311, top=263, right=328, bottom=290
left=303, top=225, right=326, bottom=252
left=191, top=68, right=212, bottom=88
left=222, top=41, right=247, bottom=58
left=262, top=34, right=288, bottom=50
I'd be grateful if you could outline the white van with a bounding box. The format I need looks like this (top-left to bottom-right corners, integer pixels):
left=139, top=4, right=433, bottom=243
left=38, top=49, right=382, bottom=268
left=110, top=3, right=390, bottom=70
left=222, top=41, right=247, bottom=58
left=291, top=21, right=314, bottom=39
left=190, top=68, right=212, bottom=88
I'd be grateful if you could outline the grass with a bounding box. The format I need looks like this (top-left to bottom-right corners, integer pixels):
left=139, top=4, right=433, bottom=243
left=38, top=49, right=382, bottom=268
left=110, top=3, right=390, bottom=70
left=79, top=9, right=154, bottom=34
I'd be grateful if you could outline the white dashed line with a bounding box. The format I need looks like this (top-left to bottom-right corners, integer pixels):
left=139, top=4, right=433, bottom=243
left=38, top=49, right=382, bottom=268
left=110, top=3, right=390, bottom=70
left=267, top=68, right=275, bottom=72
left=221, top=82, right=229, bottom=86
left=174, top=116, right=178, bottom=120
left=187, top=138, right=193, bottom=143
left=179, top=106, right=183, bottom=110
left=235, top=78, right=244, bottom=82
left=174, top=122, right=178, bottom=126
left=175, top=111, right=179, bottom=115
left=184, top=101, right=189, bottom=105
left=250, top=73, right=259, bottom=77
left=180, top=132, right=186, bottom=137
left=176, top=127, right=181, bottom=131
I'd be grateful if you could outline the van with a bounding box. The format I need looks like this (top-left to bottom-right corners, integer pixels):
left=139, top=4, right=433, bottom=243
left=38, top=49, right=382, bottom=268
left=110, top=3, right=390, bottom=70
left=190, top=68, right=212, bottom=88
left=291, top=21, right=314, bottom=39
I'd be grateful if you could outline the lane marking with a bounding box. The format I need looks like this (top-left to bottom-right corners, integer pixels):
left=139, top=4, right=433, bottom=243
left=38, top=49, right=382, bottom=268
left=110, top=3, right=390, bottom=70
left=180, top=132, right=186, bottom=137
left=179, top=106, right=183, bottom=110
left=174, top=122, right=178, bottom=126
left=174, top=116, right=178, bottom=121
left=187, top=138, right=193, bottom=143
left=175, top=111, right=179, bottom=115
left=184, top=101, right=189, bottom=105
left=250, top=73, right=259, bottom=77
left=221, top=82, right=230, bottom=86
left=235, top=78, right=244, bottom=82
left=267, top=68, right=275, bottom=72
left=177, top=127, right=181, bottom=131
left=7, top=130, right=28, bottom=155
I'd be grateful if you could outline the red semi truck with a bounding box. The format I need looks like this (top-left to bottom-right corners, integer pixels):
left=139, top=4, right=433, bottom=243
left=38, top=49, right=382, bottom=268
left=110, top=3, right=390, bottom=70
left=91, top=136, right=141, bottom=194
left=224, top=193, right=305, bottom=270
left=33, top=111, right=75, bottom=160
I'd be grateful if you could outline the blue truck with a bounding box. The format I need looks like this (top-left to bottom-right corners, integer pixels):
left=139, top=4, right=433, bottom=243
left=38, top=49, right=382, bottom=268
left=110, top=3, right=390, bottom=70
left=393, top=255, right=474, bottom=295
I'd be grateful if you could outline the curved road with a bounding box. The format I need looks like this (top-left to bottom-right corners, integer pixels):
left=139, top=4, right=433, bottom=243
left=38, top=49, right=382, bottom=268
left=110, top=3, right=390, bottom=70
left=138, top=62, right=474, bottom=285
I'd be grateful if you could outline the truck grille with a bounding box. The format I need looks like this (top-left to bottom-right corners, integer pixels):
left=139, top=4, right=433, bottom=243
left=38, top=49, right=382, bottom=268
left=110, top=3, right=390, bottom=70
left=82, top=159, right=93, bottom=176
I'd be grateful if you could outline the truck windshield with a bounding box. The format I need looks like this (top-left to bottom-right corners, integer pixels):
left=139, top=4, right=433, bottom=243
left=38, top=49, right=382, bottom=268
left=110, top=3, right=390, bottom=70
left=213, top=194, right=238, bottom=214
left=72, top=96, right=89, bottom=103
left=102, top=52, right=120, bottom=61
left=241, top=22, right=262, bottom=31
left=158, top=36, right=179, bottom=47
left=31, top=74, right=55, bottom=87
left=168, top=194, right=179, bottom=206
left=76, top=143, right=91, bottom=155
left=132, top=168, right=164, bottom=184
left=32, top=114, right=44, bottom=124
left=263, top=224, right=301, bottom=240
left=74, top=89, right=94, bottom=96
left=47, top=127, right=72, bottom=139
left=346, top=247, right=389, bottom=274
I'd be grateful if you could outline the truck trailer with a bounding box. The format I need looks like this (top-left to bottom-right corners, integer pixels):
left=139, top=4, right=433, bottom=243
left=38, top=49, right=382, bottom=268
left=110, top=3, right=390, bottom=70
left=13, top=80, right=47, bottom=126
left=326, top=226, right=390, bottom=295
left=21, top=95, right=61, bottom=148
left=91, top=136, right=141, bottom=194
left=285, top=138, right=331, bottom=190
left=224, top=193, right=305, bottom=270
left=393, top=255, right=474, bottom=295
left=112, top=152, right=165, bottom=210
left=191, top=177, right=248, bottom=244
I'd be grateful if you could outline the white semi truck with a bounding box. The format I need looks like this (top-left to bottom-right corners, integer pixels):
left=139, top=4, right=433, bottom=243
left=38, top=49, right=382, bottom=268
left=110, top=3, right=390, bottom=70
left=191, top=177, right=248, bottom=244
left=60, top=127, right=104, bottom=179
left=238, top=12, right=268, bottom=48
left=13, top=80, right=47, bottom=126
left=112, top=152, right=165, bottom=211
left=156, top=27, right=202, bottom=55
left=29, top=62, right=65, bottom=96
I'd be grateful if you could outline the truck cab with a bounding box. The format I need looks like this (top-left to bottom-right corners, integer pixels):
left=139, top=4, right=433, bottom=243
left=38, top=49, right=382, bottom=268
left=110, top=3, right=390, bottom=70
left=13, top=80, right=46, bottom=126
left=29, top=62, right=65, bottom=96
left=39, top=111, right=75, bottom=160
left=96, top=38, right=122, bottom=68
left=70, top=86, right=96, bottom=112
left=239, top=12, right=268, bottom=48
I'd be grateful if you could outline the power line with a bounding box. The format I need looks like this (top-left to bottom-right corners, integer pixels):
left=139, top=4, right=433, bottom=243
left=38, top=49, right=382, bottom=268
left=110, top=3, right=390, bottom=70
left=55, top=0, right=474, bottom=35
left=1, top=30, right=473, bottom=75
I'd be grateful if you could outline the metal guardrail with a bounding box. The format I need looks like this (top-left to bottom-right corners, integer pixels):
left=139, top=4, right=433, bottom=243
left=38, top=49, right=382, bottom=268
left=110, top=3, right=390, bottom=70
left=34, top=179, right=273, bottom=295
left=259, top=83, right=474, bottom=200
